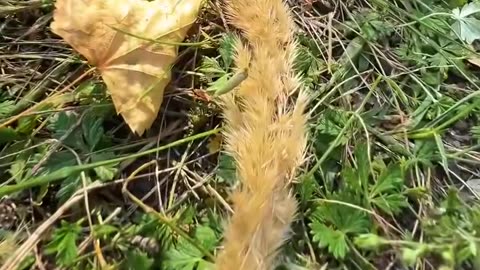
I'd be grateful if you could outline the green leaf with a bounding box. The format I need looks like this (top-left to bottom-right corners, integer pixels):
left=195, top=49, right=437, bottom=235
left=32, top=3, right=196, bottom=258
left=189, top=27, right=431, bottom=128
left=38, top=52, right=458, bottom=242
left=342, top=166, right=361, bottom=191
left=92, top=152, right=118, bottom=181
left=219, top=33, right=237, bottom=69
left=93, top=164, right=117, bottom=181
left=199, top=57, right=226, bottom=76
left=0, top=100, right=15, bottom=118
left=295, top=43, right=323, bottom=81
left=316, top=110, right=350, bottom=146
left=0, top=127, right=19, bottom=144
left=56, top=174, right=83, bottom=203
left=75, top=81, right=97, bottom=97
left=9, top=156, right=28, bottom=183
left=298, top=175, right=318, bottom=202
left=48, top=111, right=77, bottom=135
left=194, top=226, right=217, bottom=251
left=371, top=194, right=408, bottom=215
left=38, top=151, right=83, bottom=201
left=164, top=243, right=203, bottom=270
left=48, top=111, right=86, bottom=151
left=369, top=164, right=408, bottom=215
left=452, top=2, right=480, bottom=44
left=16, top=116, right=37, bottom=134
left=178, top=206, right=196, bottom=225
left=45, top=220, right=82, bottom=267
left=312, top=199, right=370, bottom=234
left=164, top=225, right=217, bottom=270
left=136, top=214, right=175, bottom=252
left=82, top=113, right=104, bottom=150
left=122, top=250, right=153, bottom=270
left=370, top=165, right=403, bottom=197
left=453, top=2, right=480, bottom=18
left=310, top=222, right=349, bottom=259
left=441, top=248, right=455, bottom=266
left=216, top=153, right=236, bottom=185
left=42, top=151, right=78, bottom=173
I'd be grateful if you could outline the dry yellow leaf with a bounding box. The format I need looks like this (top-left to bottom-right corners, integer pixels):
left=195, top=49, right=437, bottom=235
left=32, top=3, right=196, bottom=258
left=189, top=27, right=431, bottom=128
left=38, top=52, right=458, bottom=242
left=51, top=0, right=203, bottom=135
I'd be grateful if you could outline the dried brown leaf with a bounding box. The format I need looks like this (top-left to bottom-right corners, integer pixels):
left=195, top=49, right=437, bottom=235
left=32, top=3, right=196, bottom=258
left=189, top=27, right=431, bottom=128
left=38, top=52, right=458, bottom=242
left=51, top=0, right=203, bottom=135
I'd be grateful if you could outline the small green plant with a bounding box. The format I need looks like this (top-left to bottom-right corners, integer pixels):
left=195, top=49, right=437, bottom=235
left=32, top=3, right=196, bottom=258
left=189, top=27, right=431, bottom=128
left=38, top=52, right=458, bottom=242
left=308, top=143, right=409, bottom=260
left=45, top=220, right=83, bottom=267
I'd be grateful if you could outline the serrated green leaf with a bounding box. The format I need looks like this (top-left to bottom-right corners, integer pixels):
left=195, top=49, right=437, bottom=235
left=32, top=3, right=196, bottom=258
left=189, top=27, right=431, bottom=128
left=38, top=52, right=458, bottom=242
left=342, top=166, right=361, bottom=191
left=316, top=110, right=350, bottom=145
left=122, top=250, right=153, bottom=270
left=216, top=153, right=236, bottom=185
left=45, top=220, right=82, bottom=267
left=298, top=175, right=317, bottom=202
left=48, top=111, right=77, bottom=134
left=312, top=199, right=370, bottom=234
left=310, top=222, right=349, bottom=259
left=82, top=113, right=104, bottom=150
left=368, top=164, right=407, bottom=215
left=219, top=33, right=236, bottom=69
left=48, top=111, right=87, bottom=151
left=178, top=206, right=196, bottom=225
left=370, top=165, right=403, bottom=197
left=135, top=213, right=175, bottom=253
left=452, top=18, right=480, bottom=44
left=452, top=2, right=480, bottom=44
left=93, top=165, right=117, bottom=181
left=16, top=116, right=37, bottom=134
left=0, top=127, right=19, bottom=144
left=164, top=245, right=203, bottom=270
left=449, top=0, right=467, bottom=8
left=43, top=151, right=78, bottom=172
left=199, top=57, right=226, bottom=76
left=0, top=100, right=15, bottom=118
left=35, top=151, right=83, bottom=201
left=9, top=157, right=27, bottom=183
left=56, top=174, right=83, bottom=203
left=371, top=194, right=408, bottom=215
left=164, top=225, right=217, bottom=270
